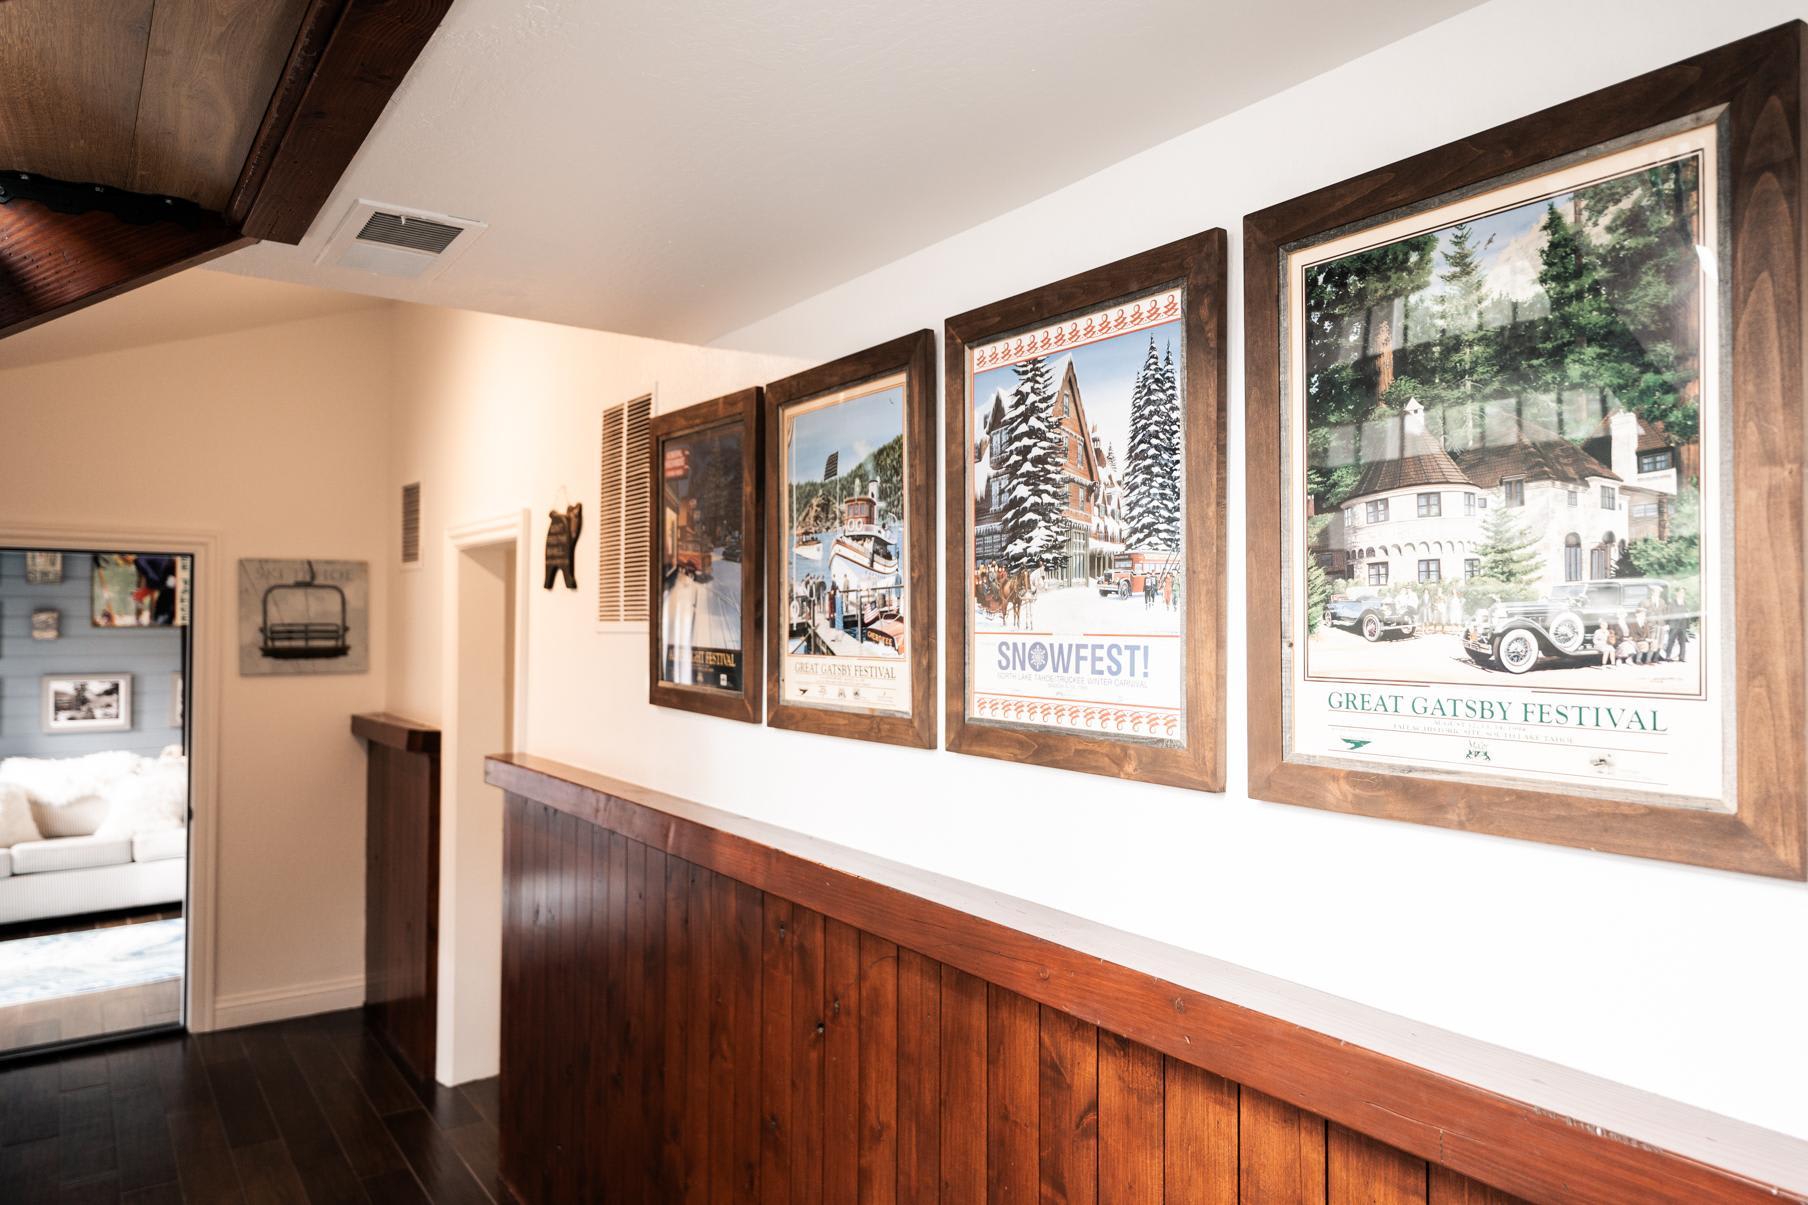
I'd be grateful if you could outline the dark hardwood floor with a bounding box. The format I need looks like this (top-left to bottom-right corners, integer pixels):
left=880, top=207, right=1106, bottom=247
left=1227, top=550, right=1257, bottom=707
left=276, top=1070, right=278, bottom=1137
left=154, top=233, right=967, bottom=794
left=0, top=1009, right=500, bottom=1204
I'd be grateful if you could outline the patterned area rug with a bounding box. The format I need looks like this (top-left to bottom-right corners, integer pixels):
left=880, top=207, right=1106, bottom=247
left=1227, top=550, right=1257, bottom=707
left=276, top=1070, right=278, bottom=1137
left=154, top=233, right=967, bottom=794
left=0, top=917, right=184, bottom=1007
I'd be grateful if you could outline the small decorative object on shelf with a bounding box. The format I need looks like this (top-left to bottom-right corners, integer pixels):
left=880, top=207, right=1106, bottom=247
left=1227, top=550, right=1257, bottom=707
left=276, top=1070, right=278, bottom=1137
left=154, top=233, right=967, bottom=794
left=30, top=608, right=59, bottom=641
left=764, top=331, right=937, bottom=749
left=543, top=502, right=582, bottom=590
left=41, top=673, right=132, bottom=734
left=648, top=388, right=763, bottom=723
left=238, top=558, right=370, bottom=676
left=945, top=232, right=1228, bottom=790
left=1243, top=23, right=1808, bottom=878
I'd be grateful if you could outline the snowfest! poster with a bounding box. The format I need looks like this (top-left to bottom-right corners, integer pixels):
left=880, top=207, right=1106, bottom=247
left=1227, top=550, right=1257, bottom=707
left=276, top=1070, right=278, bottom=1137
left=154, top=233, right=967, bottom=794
left=966, top=288, right=1188, bottom=742
left=779, top=374, right=912, bottom=715
left=1286, top=119, right=1728, bottom=805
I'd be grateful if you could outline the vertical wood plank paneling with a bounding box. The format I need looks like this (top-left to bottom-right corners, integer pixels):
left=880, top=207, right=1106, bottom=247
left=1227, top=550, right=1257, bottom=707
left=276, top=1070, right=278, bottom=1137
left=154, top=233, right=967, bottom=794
left=1163, top=1058, right=1237, bottom=1205
left=607, top=831, right=631, bottom=1199
left=823, top=918, right=862, bottom=1203
left=790, top=906, right=827, bottom=1205
left=762, top=898, right=796, bottom=1205
left=1038, top=1006, right=1098, bottom=1205
left=1097, top=1032, right=1161, bottom=1205
left=663, top=853, right=698, bottom=1202
left=986, top=985, right=1038, bottom=1204
left=684, top=861, right=713, bottom=1205
left=940, top=967, right=987, bottom=1205
left=1329, top=1124, right=1428, bottom=1204
left=359, top=734, right=439, bottom=1085
left=496, top=787, right=1675, bottom=1205
left=644, top=847, right=670, bottom=1202
left=733, top=882, right=766, bottom=1202
left=895, top=949, right=940, bottom=1205
left=1427, top=1166, right=1527, bottom=1204
left=1241, top=1088, right=1328, bottom=1205
left=708, top=868, right=737, bottom=1205
left=857, top=934, right=899, bottom=1205
left=625, top=840, right=650, bottom=1202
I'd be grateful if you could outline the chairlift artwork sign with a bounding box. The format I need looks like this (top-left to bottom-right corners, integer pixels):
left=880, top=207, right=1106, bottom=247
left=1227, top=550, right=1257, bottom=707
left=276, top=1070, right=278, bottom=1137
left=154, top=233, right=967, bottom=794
left=764, top=331, right=937, bottom=749
left=1245, top=25, right=1808, bottom=878
left=945, top=234, right=1228, bottom=789
left=237, top=558, right=370, bottom=676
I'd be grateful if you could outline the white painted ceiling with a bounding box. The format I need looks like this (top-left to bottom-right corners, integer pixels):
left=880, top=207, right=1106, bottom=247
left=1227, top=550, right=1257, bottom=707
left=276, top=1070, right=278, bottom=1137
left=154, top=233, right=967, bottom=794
left=215, top=0, right=1479, bottom=345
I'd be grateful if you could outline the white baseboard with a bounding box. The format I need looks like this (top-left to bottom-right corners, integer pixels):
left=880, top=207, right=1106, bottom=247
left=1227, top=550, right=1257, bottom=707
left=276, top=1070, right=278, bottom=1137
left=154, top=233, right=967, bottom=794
left=206, top=973, right=365, bottom=1031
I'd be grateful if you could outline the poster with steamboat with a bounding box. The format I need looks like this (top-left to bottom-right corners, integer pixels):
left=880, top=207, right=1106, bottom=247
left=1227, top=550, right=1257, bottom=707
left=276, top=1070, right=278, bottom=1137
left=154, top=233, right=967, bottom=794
left=1286, top=118, right=1728, bottom=805
left=778, top=374, right=911, bottom=714
left=966, top=289, right=1188, bottom=741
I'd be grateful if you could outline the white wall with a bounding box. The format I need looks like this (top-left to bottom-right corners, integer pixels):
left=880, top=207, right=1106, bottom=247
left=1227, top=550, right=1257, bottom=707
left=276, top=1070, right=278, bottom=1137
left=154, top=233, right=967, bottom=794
left=687, top=0, right=1808, bottom=1142
left=0, top=305, right=393, bottom=1021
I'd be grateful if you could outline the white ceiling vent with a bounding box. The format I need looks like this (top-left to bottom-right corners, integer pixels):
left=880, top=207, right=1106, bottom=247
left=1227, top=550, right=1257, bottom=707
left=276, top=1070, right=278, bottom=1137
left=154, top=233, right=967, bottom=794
left=317, top=200, right=486, bottom=281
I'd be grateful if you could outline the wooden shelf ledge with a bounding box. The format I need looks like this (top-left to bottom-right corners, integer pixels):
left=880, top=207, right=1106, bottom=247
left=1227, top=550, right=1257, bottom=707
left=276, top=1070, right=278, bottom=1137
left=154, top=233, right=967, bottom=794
left=351, top=712, right=440, bottom=754
left=486, top=751, right=1808, bottom=1204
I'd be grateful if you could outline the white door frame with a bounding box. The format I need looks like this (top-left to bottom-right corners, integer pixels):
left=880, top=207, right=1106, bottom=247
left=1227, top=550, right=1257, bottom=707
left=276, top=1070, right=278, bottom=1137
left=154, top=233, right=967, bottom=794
left=0, top=521, right=225, bottom=1031
left=444, top=511, right=530, bottom=749
left=438, top=510, right=530, bottom=1083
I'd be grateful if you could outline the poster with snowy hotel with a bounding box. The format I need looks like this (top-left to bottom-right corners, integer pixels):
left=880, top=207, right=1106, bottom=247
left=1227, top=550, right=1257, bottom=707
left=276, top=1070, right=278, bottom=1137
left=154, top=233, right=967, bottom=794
left=965, top=289, right=1188, bottom=742
left=1284, top=117, right=1730, bottom=807
left=777, top=373, right=912, bottom=715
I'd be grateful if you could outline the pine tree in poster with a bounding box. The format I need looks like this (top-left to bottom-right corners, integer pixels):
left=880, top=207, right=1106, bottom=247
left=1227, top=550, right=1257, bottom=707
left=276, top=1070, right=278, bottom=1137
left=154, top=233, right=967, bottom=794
left=998, top=355, right=1067, bottom=574
left=1124, top=339, right=1166, bottom=550
left=1155, top=342, right=1183, bottom=549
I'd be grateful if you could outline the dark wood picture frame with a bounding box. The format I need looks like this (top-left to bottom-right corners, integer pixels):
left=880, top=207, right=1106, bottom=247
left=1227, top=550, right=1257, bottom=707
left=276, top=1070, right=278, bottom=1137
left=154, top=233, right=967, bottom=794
left=763, top=331, right=937, bottom=748
left=1244, top=23, right=1807, bottom=878
left=944, top=233, right=1228, bottom=790
left=647, top=387, right=764, bottom=724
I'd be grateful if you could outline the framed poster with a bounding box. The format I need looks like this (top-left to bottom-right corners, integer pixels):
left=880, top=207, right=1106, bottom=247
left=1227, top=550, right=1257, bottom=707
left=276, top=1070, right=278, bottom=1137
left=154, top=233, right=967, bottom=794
left=24, top=551, right=62, bottom=585
left=945, top=233, right=1228, bottom=789
left=93, top=554, right=188, bottom=627
left=42, top=674, right=132, bottom=734
left=648, top=386, right=763, bottom=723
left=1245, top=24, right=1806, bottom=877
left=764, top=331, right=936, bottom=748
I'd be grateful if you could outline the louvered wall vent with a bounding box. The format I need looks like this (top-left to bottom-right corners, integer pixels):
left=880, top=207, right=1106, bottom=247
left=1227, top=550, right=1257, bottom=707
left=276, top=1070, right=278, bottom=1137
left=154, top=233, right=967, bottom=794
left=316, top=200, right=487, bottom=281
left=597, top=395, right=654, bottom=624
left=401, top=481, right=422, bottom=567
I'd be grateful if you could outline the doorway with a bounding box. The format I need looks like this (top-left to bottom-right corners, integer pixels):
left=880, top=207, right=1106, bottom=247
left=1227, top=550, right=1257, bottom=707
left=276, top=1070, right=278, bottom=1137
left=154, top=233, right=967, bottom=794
left=0, top=547, right=193, bottom=1056
left=439, top=513, right=528, bottom=1085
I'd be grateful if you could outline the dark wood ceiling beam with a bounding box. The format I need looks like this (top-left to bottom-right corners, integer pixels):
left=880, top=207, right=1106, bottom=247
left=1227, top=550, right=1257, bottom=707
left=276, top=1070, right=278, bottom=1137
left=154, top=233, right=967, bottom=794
left=0, top=193, right=248, bottom=339
left=230, top=0, right=455, bottom=244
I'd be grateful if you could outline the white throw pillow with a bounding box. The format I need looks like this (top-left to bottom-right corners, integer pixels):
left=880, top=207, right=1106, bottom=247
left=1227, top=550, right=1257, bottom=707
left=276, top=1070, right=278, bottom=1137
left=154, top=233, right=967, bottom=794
left=95, top=759, right=188, bottom=839
left=0, top=783, right=44, bottom=848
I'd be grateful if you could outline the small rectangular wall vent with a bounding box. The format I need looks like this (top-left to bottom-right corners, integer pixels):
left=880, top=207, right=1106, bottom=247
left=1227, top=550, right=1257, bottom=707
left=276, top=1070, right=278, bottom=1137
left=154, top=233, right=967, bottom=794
left=317, top=200, right=487, bottom=282
left=401, top=482, right=422, bottom=566
left=357, top=211, right=465, bottom=255
left=597, top=396, right=653, bottom=624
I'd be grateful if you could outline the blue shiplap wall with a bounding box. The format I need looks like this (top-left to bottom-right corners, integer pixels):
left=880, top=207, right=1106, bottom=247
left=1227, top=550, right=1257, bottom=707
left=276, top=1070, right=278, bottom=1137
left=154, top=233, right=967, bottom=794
left=0, top=551, right=187, bottom=759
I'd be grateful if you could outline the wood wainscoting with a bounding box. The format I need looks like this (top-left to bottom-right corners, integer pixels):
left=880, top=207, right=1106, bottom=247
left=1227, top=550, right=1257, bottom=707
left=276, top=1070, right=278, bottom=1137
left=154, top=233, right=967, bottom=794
left=353, top=713, right=442, bottom=1083
left=486, top=754, right=1808, bottom=1205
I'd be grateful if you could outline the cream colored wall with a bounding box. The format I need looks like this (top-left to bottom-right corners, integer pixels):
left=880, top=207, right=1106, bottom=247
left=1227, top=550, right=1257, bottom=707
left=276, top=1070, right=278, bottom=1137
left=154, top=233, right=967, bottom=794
left=384, top=304, right=806, bottom=727
left=0, top=304, right=394, bottom=1021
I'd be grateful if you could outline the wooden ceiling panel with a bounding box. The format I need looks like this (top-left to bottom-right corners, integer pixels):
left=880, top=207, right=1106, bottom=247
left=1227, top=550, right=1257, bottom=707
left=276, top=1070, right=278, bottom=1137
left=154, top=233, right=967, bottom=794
left=0, top=0, right=154, bottom=188
left=130, top=0, right=313, bottom=208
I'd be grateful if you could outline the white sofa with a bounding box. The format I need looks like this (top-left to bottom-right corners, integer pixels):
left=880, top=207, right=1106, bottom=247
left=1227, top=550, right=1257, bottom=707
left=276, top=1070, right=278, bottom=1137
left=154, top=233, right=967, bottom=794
left=0, top=750, right=188, bottom=927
